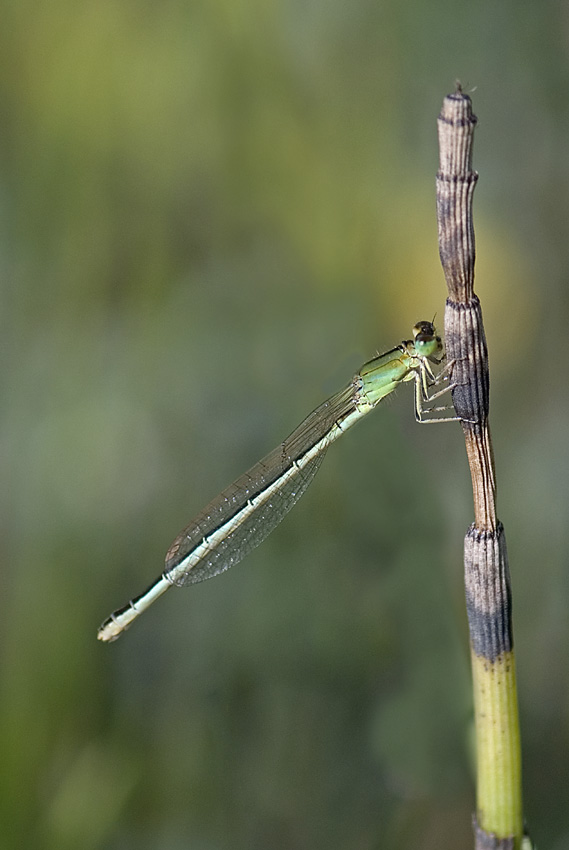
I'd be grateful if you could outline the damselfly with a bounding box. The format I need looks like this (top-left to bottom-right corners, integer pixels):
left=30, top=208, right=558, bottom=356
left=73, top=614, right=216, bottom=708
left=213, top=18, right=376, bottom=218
left=98, top=321, right=455, bottom=642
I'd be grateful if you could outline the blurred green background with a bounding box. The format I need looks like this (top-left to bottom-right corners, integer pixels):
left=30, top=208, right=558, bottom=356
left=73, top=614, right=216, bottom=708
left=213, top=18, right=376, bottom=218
left=3, top=1, right=569, bottom=848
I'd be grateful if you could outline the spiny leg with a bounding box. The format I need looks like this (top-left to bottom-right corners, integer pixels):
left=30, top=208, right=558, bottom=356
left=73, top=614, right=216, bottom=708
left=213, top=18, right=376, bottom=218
left=414, top=362, right=460, bottom=424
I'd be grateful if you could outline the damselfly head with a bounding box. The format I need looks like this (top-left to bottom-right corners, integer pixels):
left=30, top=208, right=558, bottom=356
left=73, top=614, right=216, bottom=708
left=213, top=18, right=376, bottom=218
left=411, top=320, right=443, bottom=361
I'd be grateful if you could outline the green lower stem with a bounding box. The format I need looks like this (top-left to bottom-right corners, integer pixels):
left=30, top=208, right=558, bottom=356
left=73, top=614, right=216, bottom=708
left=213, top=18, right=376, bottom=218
left=471, top=648, right=523, bottom=844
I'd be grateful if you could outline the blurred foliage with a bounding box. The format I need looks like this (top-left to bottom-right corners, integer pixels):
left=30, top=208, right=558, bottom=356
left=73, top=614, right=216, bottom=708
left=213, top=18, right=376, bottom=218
left=2, top=1, right=569, bottom=848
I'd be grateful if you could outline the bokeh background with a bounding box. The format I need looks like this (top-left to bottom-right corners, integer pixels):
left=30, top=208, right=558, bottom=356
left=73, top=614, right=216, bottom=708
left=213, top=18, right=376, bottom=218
left=3, top=1, right=569, bottom=848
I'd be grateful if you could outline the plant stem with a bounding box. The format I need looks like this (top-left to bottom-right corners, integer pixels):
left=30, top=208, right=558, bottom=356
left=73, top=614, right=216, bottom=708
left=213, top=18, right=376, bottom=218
left=436, top=84, right=528, bottom=850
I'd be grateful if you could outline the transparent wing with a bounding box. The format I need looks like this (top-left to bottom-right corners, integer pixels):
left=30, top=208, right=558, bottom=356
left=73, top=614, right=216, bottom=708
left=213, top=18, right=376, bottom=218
left=165, top=383, right=356, bottom=586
